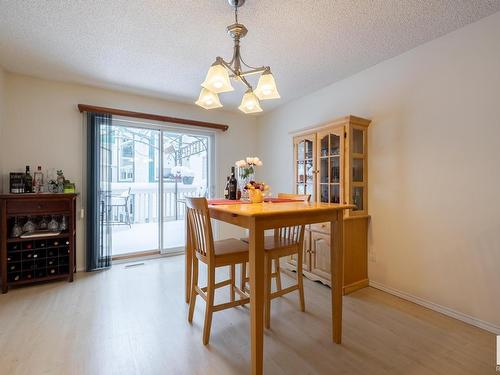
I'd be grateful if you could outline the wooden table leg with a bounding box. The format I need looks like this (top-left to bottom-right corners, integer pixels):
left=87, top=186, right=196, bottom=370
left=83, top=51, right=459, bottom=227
left=331, top=211, right=344, bottom=343
left=249, top=219, right=265, bottom=375
left=185, top=217, right=193, bottom=304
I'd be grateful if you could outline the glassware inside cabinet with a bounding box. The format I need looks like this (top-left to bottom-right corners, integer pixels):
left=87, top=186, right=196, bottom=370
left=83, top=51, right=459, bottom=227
left=353, top=187, right=364, bottom=211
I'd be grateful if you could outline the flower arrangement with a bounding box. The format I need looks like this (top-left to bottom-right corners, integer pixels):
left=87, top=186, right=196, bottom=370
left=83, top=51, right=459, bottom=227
left=235, top=157, right=263, bottom=179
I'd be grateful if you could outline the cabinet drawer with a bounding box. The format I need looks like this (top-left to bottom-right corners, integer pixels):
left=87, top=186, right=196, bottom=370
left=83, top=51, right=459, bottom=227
left=7, top=199, right=70, bottom=214
left=310, top=222, right=330, bottom=234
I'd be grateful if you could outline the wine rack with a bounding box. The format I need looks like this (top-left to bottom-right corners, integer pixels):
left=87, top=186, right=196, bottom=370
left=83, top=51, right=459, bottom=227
left=1, top=193, right=77, bottom=293
left=6, top=237, right=71, bottom=284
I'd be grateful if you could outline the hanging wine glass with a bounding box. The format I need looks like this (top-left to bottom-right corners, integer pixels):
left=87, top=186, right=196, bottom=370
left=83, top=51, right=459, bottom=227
left=39, top=216, right=49, bottom=230
left=48, top=216, right=59, bottom=232
left=11, top=217, right=23, bottom=238
left=59, top=216, right=68, bottom=231
left=23, top=216, right=36, bottom=233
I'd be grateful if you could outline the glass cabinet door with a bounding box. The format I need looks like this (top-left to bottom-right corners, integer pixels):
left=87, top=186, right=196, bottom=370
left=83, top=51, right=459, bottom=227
left=294, top=135, right=315, bottom=200
left=350, top=126, right=366, bottom=212
left=316, top=128, right=343, bottom=204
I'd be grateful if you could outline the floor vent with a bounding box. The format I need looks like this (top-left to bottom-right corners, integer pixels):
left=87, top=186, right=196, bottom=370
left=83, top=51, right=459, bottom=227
left=125, top=262, right=145, bottom=268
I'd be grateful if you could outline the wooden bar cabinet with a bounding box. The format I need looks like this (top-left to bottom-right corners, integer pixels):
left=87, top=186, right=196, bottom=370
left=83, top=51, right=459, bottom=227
left=0, top=193, right=77, bottom=293
left=286, top=115, right=371, bottom=294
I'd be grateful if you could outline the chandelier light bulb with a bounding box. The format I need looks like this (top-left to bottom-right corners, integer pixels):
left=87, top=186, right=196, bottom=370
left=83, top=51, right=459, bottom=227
left=201, top=62, right=234, bottom=94
left=255, top=70, right=280, bottom=100
left=239, top=90, right=263, bottom=114
left=195, top=88, right=223, bottom=110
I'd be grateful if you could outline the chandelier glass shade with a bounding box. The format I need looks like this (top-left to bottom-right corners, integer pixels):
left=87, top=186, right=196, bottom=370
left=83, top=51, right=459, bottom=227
left=196, top=0, right=279, bottom=114
left=255, top=69, right=280, bottom=100
left=239, top=90, right=263, bottom=114
left=201, top=62, right=234, bottom=93
left=195, top=88, right=223, bottom=110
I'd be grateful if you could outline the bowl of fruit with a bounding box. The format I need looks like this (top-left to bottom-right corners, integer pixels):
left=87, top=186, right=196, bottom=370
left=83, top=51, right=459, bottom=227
left=245, top=181, right=270, bottom=203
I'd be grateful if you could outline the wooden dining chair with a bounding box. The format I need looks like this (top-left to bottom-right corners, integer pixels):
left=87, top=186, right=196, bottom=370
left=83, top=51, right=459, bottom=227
left=186, top=197, right=250, bottom=345
left=241, top=192, right=310, bottom=328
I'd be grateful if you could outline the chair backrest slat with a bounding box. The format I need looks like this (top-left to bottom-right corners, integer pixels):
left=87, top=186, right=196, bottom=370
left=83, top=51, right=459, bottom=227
left=185, top=197, right=214, bottom=260
left=275, top=193, right=311, bottom=245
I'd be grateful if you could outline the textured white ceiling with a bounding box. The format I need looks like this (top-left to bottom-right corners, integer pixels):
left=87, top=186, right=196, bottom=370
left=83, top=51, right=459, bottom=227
left=0, top=1, right=499, bottom=114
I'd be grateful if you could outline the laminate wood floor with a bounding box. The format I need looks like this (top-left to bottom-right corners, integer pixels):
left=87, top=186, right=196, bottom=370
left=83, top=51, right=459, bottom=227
left=0, top=256, right=496, bottom=375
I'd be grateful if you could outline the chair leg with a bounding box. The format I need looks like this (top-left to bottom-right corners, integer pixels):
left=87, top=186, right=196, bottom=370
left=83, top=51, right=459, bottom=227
left=125, top=204, right=131, bottom=228
left=274, top=258, right=282, bottom=292
left=240, top=262, right=247, bottom=292
left=297, top=251, right=305, bottom=312
left=229, top=264, right=235, bottom=302
left=265, top=256, right=273, bottom=329
left=203, top=265, right=215, bottom=345
left=188, top=257, right=199, bottom=323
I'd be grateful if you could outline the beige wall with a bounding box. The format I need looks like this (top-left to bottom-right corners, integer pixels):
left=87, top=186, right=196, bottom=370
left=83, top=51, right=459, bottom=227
left=1, top=73, right=258, bottom=270
left=257, top=12, right=500, bottom=330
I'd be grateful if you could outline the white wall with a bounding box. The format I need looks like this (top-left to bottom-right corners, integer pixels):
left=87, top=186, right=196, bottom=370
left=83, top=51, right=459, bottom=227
left=1, top=73, right=258, bottom=270
left=257, top=12, right=500, bottom=330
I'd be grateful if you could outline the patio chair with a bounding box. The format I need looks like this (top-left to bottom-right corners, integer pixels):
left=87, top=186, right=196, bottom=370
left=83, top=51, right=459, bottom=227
left=109, top=187, right=132, bottom=227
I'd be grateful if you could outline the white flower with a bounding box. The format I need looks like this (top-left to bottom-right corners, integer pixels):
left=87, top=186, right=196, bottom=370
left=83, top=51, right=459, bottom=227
left=235, top=159, right=247, bottom=168
left=255, top=160, right=263, bottom=166
left=245, top=156, right=262, bottom=166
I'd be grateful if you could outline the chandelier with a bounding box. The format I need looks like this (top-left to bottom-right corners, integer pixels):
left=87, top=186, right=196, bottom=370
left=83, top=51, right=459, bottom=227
left=195, top=0, right=280, bottom=114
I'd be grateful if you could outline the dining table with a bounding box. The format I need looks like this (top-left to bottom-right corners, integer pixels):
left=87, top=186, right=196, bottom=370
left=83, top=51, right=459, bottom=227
left=184, top=199, right=353, bottom=375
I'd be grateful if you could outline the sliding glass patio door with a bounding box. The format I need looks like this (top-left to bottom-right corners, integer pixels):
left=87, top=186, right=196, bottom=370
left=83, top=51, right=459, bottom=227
left=160, top=131, right=212, bottom=254
left=99, top=119, right=213, bottom=258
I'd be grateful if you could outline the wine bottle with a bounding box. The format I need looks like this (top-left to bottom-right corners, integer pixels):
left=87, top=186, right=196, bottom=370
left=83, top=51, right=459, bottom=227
left=224, top=177, right=230, bottom=199
left=33, top=166, right=44, bottom=193
left=228, top=167, right=237, bottom=200
left=24, top=166, right=33, bottom=193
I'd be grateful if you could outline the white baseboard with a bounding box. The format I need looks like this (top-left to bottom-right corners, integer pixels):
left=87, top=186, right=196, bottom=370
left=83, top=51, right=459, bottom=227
left=369, top=280, right=500, bottom=335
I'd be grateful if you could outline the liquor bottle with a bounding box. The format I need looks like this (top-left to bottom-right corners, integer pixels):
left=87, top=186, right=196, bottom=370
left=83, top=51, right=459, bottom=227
left=228, top=167, right=238, bottom=200
left=33, top=166, right=44, bottom=193
left=24, top=166, right=33, bottom=193
left=224, top=177, right=230, bottom=199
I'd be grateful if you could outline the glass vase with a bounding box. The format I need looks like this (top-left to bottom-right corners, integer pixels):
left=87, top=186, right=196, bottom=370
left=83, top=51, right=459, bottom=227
left=238, top=167, right=255, bottom=201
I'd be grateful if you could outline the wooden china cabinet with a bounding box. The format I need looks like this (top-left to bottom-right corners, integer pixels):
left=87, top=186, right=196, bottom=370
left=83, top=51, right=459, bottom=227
left=287, top=115, right=371, bottom=294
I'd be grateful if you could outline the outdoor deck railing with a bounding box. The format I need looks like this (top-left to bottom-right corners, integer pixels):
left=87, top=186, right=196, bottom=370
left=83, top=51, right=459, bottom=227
left=107, top=182, right=203, bottom=224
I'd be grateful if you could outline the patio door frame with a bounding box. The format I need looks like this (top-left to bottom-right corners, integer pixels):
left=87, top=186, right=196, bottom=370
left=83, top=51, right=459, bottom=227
left=111, top=116, right=215, bottom=257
